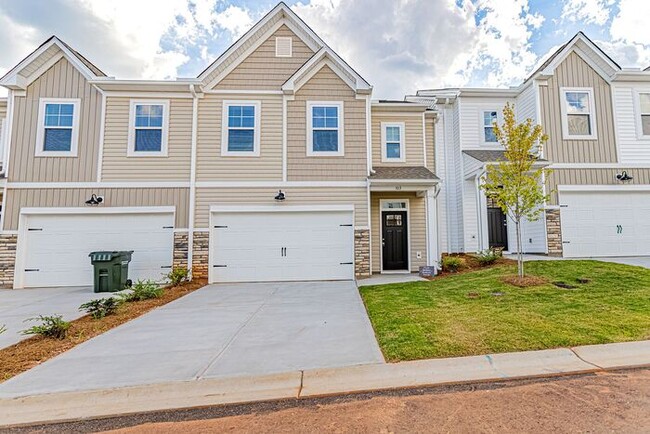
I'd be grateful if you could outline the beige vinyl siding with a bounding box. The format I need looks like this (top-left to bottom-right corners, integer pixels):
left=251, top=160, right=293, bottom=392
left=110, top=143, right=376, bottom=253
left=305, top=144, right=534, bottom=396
left=425, top=114, right=436, bottom=171
left=195, top=186, right=368, bottom=228
left=101, top=97, right=192, bottom=181
left=540, top=51, right=617, bottom=163
left=3, top=187, right=189, bottom=231
left=9, top=57, right=101, bottom=182
left=547, top=168, right=650, bottom=204
left=196, top=93, right=282, bottom=180
left=215, top=25, right=314, bottom=91
left=371, top=192, right=426, bottom=273
left=287, top=65, right=367, bottom=181
left=371, top=113, right=424, bottom=166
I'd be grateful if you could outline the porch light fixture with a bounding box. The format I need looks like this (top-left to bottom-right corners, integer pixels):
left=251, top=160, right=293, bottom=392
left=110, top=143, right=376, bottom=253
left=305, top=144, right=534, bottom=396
left=274, top=190, right=286, bottom=201
left=85, top=194, right=104, bottom=206
left=616, top=171, right=633, bottom=182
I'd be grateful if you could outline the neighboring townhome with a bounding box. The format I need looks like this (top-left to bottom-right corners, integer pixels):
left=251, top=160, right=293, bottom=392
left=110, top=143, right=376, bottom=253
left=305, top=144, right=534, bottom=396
left=0, top=2, right=440, bottom=289
left=410, top=31, right=650, bottom=260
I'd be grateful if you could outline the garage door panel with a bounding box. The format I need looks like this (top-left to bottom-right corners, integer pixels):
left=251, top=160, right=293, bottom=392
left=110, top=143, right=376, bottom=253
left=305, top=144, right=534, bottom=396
left=210, top=210, right=354, bottom=283
left=560, top=190, right=650, bottom=258
left=21, top=212, right=174, bottom=288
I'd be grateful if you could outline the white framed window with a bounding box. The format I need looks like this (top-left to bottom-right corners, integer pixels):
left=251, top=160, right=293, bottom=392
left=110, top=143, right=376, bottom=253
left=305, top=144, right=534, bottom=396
left=221, top=101, right=261, bottom=157
left=306, top=101, right=344, bottom=156
left=560, top=87, right=597, bottom=140
left=128, top=100, right=169, bottom=157
left=482, top=110, right=498, bottom=143
left=275, top=36, right=292, bottom=57
left=381, top=122, right=405, bottom=162
left=635, top=91, right=650, bottom=138
left=35, top=98, right=80, bottom=157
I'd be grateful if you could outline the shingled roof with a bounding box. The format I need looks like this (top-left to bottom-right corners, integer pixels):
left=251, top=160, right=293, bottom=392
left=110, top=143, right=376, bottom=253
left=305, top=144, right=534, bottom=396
left=369, top=166, right=439, bottom=181
left=463, top=150, right=548, bottom=163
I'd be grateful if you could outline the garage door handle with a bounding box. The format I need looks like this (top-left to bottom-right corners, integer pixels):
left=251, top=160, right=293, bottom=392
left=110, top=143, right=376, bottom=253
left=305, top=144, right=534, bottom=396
left=340, top=224, right=353, bottom=227
left=24, top=268, right=40, bottom=272
left=340, top=262, right=353, bottom=265
left=213, top=265, right=227, bottom=268
left=160, top=265, right=172, bottom=269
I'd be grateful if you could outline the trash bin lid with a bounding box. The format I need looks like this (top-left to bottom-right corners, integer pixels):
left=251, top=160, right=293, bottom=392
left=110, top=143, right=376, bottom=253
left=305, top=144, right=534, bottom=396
left=89, top=251, right=120, bottom=261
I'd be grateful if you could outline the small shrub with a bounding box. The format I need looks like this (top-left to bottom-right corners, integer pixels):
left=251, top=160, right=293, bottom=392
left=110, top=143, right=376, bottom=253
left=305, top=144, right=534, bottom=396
left=79, top=297, right=122, bottom=319
left=0, top=324, right=6, bottom=334
left=166, top=267, right=190, bottom=286
left=442, top=256, right=465, bottom=273
left=119, top=279, right=164, bottom=302
left=21, top=315, right=70, bottom=339
left=476, top=248, right=500, bottom=266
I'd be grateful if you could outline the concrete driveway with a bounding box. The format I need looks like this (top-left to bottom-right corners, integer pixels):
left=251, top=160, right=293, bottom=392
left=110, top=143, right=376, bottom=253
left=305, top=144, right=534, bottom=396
left=0, top=281, right=384, bottom=398
left=0, top=286, right=108, bottom=350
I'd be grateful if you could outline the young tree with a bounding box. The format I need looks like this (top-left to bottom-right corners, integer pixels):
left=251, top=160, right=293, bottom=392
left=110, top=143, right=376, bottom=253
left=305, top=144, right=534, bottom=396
left=480, top=103, right=549, bottom=278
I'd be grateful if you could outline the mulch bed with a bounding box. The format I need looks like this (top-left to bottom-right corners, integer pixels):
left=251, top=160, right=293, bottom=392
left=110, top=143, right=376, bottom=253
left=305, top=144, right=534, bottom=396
left=424, top=254, right=516, bottom=280
left=0, top=279, right=207, bottom=382
left=501, top=275, right=549, bottom=288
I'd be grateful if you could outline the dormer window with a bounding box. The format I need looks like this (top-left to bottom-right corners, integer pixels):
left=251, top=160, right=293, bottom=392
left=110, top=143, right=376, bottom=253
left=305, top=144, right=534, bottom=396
left=275, top=37, right=292, bottom=57
left=35, top=98, right=80, bottom=157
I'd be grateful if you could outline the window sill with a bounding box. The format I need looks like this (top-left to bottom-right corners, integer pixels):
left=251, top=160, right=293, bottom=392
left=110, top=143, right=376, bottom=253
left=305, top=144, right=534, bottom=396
left=34, top=152, right=77, bottom=158
left=126, top=152, right=169, bottom=158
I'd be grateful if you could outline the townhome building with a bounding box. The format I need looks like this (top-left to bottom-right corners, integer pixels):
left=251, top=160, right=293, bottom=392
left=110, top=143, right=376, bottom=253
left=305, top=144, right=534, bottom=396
left=410, top=32, right=650, bottom=260
left=0, top=2, right=440, bottom=289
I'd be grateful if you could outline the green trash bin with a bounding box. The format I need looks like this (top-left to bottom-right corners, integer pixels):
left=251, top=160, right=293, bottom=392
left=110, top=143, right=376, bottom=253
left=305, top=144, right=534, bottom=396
left=89, top=251, right=134, bottom=293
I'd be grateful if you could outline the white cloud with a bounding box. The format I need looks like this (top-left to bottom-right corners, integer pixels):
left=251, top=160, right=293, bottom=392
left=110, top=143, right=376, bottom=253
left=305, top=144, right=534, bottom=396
left=561, top=0, right=615, bottom=26
left=214, top=5, right=254, bottom=38
left=602, top=0, right=650, bottom=68
left=292, top=0, right=543, bottom=98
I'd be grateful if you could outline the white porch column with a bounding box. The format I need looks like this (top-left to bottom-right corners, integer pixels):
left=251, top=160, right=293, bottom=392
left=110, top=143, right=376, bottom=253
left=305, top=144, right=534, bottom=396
left=425, top=187, right=440, bottom=271
left=475, top=173, right=489, bottom=251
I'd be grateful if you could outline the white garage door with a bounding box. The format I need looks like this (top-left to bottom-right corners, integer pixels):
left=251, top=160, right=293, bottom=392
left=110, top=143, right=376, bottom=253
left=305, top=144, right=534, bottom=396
left=210, top=209, right=354, bottom=283
left=560, top=189, right=650, bottom=257
left=18, top=211, right=174, bottom=288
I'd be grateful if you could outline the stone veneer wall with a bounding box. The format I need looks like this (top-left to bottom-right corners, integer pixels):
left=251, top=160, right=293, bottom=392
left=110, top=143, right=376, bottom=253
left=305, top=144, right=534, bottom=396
left=546, top=209, right=563, bottom=256
left=0, top=234, right=17, bottom=289
left=354, top=229, right=370, bottom=278
left=173, top=232, right=188, bottom=270
left=192, top=231, right=209, bottom=279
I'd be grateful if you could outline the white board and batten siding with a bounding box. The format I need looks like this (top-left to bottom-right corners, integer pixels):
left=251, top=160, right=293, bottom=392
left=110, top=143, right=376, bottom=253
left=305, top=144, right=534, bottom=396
left=612, top=82, right=650, bottom=164
left=559, top=188, right=650, bottom=257
left=210, top=206, right=355, bottom=283
left=15, top=208, right=175, bottom=288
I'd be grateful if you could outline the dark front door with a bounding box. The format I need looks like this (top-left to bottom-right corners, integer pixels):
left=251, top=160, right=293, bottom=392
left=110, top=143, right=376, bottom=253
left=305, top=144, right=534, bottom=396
left=487, top=207, right=508, bottom=249
left=382, top=211, right=408, bottom=270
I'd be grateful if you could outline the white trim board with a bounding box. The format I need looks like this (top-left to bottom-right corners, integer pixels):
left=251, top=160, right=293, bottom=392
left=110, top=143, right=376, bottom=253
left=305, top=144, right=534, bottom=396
left=557, top=184, right=650, bottom=192
left=378, top=198, right=411, bottom=274
left=7, top=182, right=191, bottom=189
left=19, top=206, right=176, bottom=216
left=209, top=204, right=355, bottom=213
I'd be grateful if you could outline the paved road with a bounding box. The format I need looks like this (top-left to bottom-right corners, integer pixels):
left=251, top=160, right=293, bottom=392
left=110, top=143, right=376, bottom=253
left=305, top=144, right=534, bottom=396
left=23, top=368, right=645, bottom=434
left=0, top=281, right=383, bottom=397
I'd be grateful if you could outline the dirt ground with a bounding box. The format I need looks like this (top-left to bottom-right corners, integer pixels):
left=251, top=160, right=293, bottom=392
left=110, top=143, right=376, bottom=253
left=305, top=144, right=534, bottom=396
left=58, top=369, right=646, bottom=434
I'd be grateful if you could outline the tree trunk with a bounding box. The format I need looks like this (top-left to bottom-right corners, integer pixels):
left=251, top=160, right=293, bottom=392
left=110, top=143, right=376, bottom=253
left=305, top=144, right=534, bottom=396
left=515, top=219, right=524, bottom=278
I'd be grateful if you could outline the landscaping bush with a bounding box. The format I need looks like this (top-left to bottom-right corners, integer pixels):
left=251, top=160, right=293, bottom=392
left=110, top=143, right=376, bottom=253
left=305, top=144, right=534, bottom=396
left=119, top=279, right=164, bottom=302
left=21, top=315, right=70, bottom=339
left=476, top=248, right=501, bottom=266
left=79, top=297, right=122, bottom=319
left=442, top=256, right=465, bottom=273
left=166, top=267, right=190, bottom=286
left=0, top=324, right=6, bottom=335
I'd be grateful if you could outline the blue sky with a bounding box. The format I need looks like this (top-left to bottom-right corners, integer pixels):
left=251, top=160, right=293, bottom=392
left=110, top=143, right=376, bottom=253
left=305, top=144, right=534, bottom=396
left=0, top=0, right=647, bottom=98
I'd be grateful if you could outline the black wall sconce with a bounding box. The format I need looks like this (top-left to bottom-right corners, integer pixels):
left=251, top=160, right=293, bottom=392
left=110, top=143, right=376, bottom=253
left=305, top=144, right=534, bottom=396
left=274, top=190, right=286, bottom=201
left=85, top=194, right=104, bottom=206
left=616, top=171, right=633, bottom=182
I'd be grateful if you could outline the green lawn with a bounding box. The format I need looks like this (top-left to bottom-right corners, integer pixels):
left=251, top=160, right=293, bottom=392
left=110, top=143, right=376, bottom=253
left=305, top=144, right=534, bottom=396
left=359, top=261, right=650, bottom=362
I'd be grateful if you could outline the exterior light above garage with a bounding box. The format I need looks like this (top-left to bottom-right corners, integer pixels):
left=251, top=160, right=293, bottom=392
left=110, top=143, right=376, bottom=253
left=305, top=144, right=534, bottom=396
left=274, top=190, right=286, bottom=201
left=616, top=171, right=633, bottom=182
left=85, top=194, right=104, bottom=206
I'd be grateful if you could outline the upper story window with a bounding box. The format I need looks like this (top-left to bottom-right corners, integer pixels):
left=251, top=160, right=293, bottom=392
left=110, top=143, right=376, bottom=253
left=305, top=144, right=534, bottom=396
left=637, top=92, right=650, bottom=137
left=560, top=88, right=597, bottom=140
left=307, top=101, right=344, bottom=156
left=275, top=36, right=292, bottom=57
left=35, top=98, right=80, bottom=157
left=221, top=101, right=261, bottom=156
left=482, top=110, right=498, bottom=143
left=128, top=100, right=169, bottom=157
left=381, top=122, right=405, bottom=162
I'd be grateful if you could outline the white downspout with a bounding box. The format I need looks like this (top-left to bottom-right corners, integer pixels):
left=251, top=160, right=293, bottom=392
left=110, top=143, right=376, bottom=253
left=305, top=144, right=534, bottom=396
left=188, top=84, right=200, bottom=276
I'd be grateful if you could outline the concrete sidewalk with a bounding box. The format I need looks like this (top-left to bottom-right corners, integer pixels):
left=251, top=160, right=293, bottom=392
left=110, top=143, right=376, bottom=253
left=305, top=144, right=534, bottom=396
left=2, top=340, right=648, bottom=427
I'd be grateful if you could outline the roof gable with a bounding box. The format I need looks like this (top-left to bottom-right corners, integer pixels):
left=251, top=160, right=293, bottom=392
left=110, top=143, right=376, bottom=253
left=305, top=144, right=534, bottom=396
left=525, top=32, right=620, bottom=84
left=282, top=47, right=372, bottom=94
left=0, top=36, right=105, bottom=90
